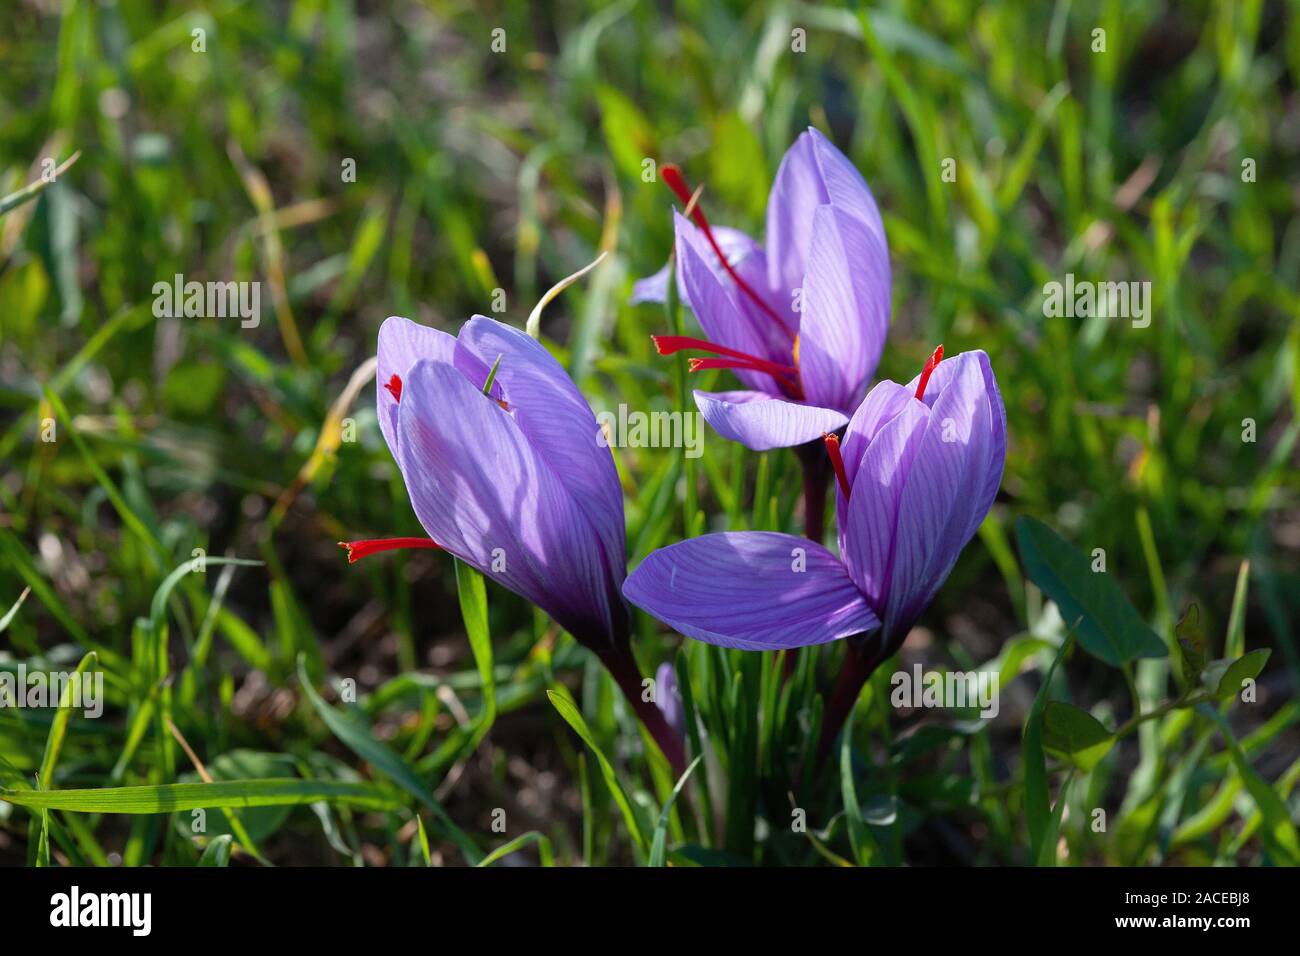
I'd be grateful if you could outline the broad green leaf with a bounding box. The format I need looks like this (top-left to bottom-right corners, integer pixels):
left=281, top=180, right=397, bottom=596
left=1016, top=516, right=1165, bottom=665
left=1208, top=648, right=1270, bottom=699
left=1, top=779, right=398, bottom=813
left=1041, top=701, right=1114, bottom=771
left=1176, top=604, right=1206, bottom=682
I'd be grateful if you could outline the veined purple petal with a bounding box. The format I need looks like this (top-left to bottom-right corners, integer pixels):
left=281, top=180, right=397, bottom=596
left=450, top=335, right=506, bottom=406
left=906, top=349, right=1008, bottom=514
left=766, top=133, right=824, bottom=299
left=673, top=212, right=789, bottom=391
left=836, top=400, right=929, bottom=613
left=885, top=351, right=1006, bottom=636
left=623, top=531, right=880, bottom=651
left=694, top=390, right=849, bottom=451
left=376, top=316, right=456, bottom=458
left=630, top=263, right=671, bottom=306
left=706, top=227, right=795, bottom=355
left=838, top=380, right=915, bottom=487
left=654, top=661, right=686, bottom=740
left=797, top=205, right=890, bottom=412
left=806, top=127, right=887, bottom=248
left=453, top=317, right=627, bottom=578
left=632, top=226, right=766, bottom=309
left=766, top=128, right=888, bottom=303
left=395, top=359, right=625, bottom=647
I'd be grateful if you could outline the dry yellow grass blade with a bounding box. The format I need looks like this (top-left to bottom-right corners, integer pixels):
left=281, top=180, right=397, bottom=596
left=227, top=139, right=309, bottom=367
left=271, top=357, right=378, bottom=525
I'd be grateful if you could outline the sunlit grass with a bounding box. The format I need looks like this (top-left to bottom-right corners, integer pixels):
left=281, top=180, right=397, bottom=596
left=0, top=0, right=1296, bottom=867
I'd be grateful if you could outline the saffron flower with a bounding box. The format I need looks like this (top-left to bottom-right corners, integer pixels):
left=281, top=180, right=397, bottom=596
left=632, top=127, right=890, bottom=451
left=654, top=661, right=686, bottom=742
left=343, top=314, right=686, bottom=773
left=623, top=349, right=1006, bottom=744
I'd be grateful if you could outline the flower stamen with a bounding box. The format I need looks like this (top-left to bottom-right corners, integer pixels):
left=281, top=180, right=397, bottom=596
left=653, top=334, right=802, bottom=394
left=660, top=165, right=795, bottom=339
left=823, top=433, right=851, bottom=500
left=915, top=345, right=944, bottom=401
left=339, top=537, right=440, bottom=564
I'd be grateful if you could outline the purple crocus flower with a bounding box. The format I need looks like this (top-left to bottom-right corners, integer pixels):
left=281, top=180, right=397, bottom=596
left=341, top=314, right=686, bottom=773
left=654, top=661, right=686, bottom=741
left=623, top=348, right=1006, bottom=658
left=349, top=314, right=628, bottom=649
left=632, top=127, right=890, bottom=451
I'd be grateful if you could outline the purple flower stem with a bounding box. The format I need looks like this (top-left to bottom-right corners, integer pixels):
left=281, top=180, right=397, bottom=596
left=597, top=643, right=688, bottom=777
left=786, top=442, right=832, bottom=677
left=797, top=440, right=831, bottom=546
left=816, top=638, right=883, bottom=764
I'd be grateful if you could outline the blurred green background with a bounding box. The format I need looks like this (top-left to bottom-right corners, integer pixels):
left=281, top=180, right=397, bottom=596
left=0, top=0, right=1297, bottom=866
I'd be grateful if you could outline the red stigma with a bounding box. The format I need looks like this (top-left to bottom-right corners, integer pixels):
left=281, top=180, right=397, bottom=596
left=339, top=537, right=440, bottom=564
left=914, top=345, right=944, bottom=401
left=823, top=433, right=851, bottom=500
left=658, top=165, right=795, bottom=339
left=661, top=165, right=707, bottom=229
left=384, top=373, right=403, bottom=402
left=653, top=334, right=802, bottom=397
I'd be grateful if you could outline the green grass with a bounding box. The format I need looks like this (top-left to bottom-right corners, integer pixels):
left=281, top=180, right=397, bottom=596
left=0, top=0, right=1297, bottom=867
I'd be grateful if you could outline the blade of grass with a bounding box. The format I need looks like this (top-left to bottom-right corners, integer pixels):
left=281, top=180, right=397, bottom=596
left=1023, top=633, right=1074, bottom=860
left=0, top=150, right=80, bottom=215
left=198, top=834, right=233, bottom=866
left=477, top=831, right=555, bottom=867
left=649, top=755, right=702, bottom=867
left=3, top=779, right=399, bottom=813
left=547, top=686, right=649, bottom=859
left=454, top=559, right=497, bottom=754
left=295, top=655, right=482, bottom=863
left=36, top=651, right=98, bottom=791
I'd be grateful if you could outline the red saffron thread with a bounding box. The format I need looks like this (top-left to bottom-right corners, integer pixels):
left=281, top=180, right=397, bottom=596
left=339, top=537, right=440, bottom=564
left=824, top=433, right=851, bottom=500
left=915, top=345, right=944, bottom=401
left=660, top=164, right=795, bottom=339
left=654, top=334, right=802, bottom=394
left=384, top=373, right=403, bottom=402
left=688, top=356, right=797, bottom=378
